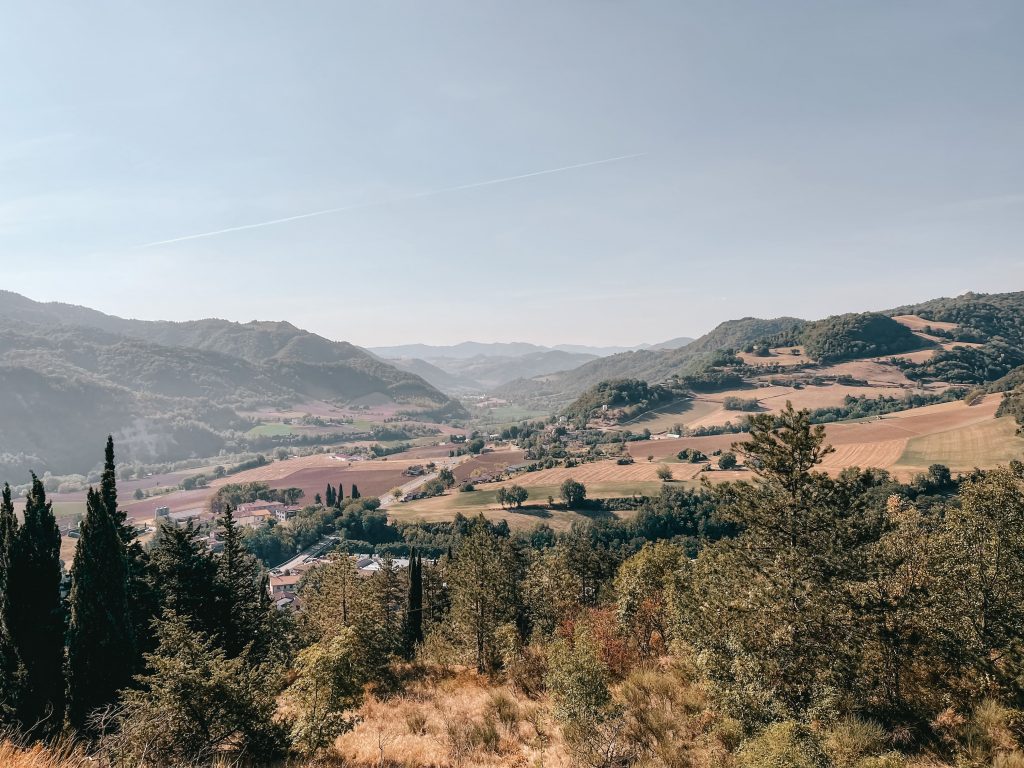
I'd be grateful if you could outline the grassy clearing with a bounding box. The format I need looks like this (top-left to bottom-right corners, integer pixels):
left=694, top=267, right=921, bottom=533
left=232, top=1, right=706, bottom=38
left=896, top=416, right=1024, bottom=471
left=245, top=423, right=299, bottom=438
left=470, top=404, right=548, bottom=428
left=620, top=398, right=719, bottom=431
left=388, top=480, right=668, bottom=531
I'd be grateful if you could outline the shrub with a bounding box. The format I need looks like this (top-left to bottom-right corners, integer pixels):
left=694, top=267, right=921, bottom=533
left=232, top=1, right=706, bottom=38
left=735, top=721, right=823, bottom=768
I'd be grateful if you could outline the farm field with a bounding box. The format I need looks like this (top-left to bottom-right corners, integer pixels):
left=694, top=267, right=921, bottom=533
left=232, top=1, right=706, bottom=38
left=389, top=481, right=651, bottom=532
left=620, top=398, right=720, bottom=432
left=738, top=346, right=812, bottom=366
left=894, top=415, right=1024, bottom=473
left=119, top=451, right=446, bottom=523
left=626, top=394, right=1015, bottom=480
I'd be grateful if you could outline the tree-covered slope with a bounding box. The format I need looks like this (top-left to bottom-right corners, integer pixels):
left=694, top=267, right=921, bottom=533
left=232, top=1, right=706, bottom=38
left=495, top=316, right=802, bottom=408
left=887, top=292, right=1024, bottom=384
left=797, top=312, right=925, bottom=363
left=0, top=293, right=466, bottom=476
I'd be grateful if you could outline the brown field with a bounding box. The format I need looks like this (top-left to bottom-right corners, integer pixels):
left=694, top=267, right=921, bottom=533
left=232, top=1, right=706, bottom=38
left=892, top=314, right=959, bottom=333
left=120, top=451, right=446, bottom=522
left=738, top=346, right=812, bottom=366
left=894, top=414, right=1024, bottom=473
left=454, top=449, right=527, bottom=482
left=625, top=394, right=1011, bottom=481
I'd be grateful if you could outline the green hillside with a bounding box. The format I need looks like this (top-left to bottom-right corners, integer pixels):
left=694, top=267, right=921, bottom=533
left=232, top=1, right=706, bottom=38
left=0, top=293, right=466, bottom=476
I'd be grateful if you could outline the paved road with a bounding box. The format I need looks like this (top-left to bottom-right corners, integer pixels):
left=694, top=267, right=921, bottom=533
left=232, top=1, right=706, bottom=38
left=273, top=454, right=470, bottom=571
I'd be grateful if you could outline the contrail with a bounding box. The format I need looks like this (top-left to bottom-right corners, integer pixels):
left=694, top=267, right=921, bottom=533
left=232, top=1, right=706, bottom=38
left=138, top=152, right=645, bottom=248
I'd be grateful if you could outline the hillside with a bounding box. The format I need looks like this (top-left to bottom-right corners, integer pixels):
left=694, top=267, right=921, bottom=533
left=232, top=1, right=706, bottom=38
left=496, top=293, right=1024, bottom=413
left=495, top=317, right=802, bottom=409
left=0, top=293, right=465, bottom=476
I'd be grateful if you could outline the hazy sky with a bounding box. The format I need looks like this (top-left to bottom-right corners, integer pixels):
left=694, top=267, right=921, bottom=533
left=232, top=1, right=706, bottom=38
left=1, top=1, right=1022, bottom=346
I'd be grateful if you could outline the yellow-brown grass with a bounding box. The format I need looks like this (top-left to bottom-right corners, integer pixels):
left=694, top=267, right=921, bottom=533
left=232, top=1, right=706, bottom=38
left=333, top=670, right=569, bottom=767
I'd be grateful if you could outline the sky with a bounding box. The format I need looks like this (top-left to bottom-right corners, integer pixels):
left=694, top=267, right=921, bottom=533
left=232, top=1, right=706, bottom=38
left=1, top=1, right=1022, bottom=347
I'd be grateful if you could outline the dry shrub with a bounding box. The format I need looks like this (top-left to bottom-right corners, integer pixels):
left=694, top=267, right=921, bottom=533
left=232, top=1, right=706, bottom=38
left=506, top=642, right=548, bottom=697
left=0, top=738, right=91, bottom=768
left=616, top=663, right=723, bottom=768
left=822, top=716, right=888, bottom=768
left=404, top=707, right=429, bottom=736
left=735, top=721, right=823, bottom=768
left=486, top=690, right=520, bottom=733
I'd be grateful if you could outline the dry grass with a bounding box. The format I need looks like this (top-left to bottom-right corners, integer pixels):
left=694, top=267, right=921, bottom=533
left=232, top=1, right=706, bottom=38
left=895, top=415, right=1024, bottom=473
left=333, top=671, right=569, bottom=767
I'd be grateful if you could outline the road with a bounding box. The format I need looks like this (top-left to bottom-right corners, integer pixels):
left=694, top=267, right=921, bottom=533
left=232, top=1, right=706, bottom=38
left=272, top=454, right=471, bottom=571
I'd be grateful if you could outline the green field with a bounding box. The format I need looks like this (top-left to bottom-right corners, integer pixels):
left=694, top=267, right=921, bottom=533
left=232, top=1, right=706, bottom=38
left=394, top=480, right=668, bottom=518
left=246, top=423, right=300, bottom=438
left=896, top=416, right=1024, bottom=471
left=470, top=404, right=549, bottom=429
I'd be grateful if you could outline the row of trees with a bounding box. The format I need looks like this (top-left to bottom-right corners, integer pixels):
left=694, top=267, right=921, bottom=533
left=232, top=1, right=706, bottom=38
left=0, top=438, right=285, bottom=763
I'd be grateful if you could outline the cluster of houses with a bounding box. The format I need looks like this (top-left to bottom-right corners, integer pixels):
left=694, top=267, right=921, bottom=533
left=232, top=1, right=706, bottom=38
left=153, top=499, right=301, bottom=530
left=268, top=553, right=420, bottom=611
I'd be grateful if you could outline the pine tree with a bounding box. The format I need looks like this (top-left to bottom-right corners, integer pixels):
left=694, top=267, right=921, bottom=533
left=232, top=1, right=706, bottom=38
left=66, top=486, right=134, bottom=732
left=148, top=521, right=219, bottom=637
left=447, top=516, right=522, bottom=673
left=214, top=505, right=276, bottom=662
left=0, top=483, right=24, bottom=722
left=8, top=474, right=65, bottom=735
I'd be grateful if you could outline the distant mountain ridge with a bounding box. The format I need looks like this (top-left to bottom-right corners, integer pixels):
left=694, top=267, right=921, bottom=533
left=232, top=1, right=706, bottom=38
left=0, top=291, right=465, bottom=477
left=493, top=317, right=801, bottom=409
left=369, top=337, right=694, bottom=360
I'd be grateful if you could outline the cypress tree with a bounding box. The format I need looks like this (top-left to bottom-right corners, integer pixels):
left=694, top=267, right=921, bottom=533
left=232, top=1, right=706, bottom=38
left=66, top=487, right=134, bottom=732
left=102, top=437, right=157, bottom=670
left=336, top=481, right=344, bottom=504
left=405, top=549, right=424, bottom=652
left=8, top=474, right=65, bottom=735
left=351, top=484, right=360, bottom=500
left=101, top=436, right=131, bottom=545
left=0, top=483, right=24, bottom=722
left=325, top=484, right=336, bottom=508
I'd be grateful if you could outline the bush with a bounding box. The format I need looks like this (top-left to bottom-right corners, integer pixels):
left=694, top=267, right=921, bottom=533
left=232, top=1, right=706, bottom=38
left=735, top=721, right=823, bottom=768
left=723, top=396, right=760, bottom=412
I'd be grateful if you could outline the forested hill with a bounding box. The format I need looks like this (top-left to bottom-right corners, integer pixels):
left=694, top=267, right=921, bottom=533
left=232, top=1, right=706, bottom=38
left=0, top=292, right=465, bottom=476
left=494, top=316, right=802, bottom=408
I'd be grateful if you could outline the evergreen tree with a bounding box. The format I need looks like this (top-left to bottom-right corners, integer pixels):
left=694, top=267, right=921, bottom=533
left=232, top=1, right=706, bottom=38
left=101, top=436, right=132, bottom=545
left=66, top=486, right=134, bottom=732
left=8, top=474, right=65, bottom=735
left=0, top=483, right=24, bottom=722
left=214, top=505, right=275, bottom=661
left=404, top=549, right=423, bottom=653
left=447, top=516, right=522, bottom=673
left=351, top=484, right=360, bottom=500
left=148, top=521, right=219, bottom=637
left=111, top=610, right=287, bottom=765
left=101, top=437, right=156, bottom=670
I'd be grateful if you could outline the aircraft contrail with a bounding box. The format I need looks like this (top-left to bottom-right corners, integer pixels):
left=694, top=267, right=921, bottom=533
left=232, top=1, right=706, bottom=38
left=139, top=152, right=646, bottom=248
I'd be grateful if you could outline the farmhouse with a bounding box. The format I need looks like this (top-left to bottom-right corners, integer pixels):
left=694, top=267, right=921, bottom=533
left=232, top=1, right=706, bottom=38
left=236, top=500, right=300, bottom=523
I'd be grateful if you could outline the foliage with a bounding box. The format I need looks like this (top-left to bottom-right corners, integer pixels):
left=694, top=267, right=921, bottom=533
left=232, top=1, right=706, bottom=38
left=800, top=312, right=923, bottom=363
